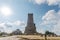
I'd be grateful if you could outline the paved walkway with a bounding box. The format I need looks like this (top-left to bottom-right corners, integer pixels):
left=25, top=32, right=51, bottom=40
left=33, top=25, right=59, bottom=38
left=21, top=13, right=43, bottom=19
left=0, top=36, right=20, bottom=40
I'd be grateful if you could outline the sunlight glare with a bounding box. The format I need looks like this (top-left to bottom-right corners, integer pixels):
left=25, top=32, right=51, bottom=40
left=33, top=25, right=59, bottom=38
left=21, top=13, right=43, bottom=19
left=1, top=6, right=12, bottom=17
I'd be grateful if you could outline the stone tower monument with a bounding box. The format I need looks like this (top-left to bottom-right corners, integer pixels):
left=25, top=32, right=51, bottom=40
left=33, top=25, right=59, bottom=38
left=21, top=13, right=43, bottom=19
left=24, top=13, right=36, bottom=35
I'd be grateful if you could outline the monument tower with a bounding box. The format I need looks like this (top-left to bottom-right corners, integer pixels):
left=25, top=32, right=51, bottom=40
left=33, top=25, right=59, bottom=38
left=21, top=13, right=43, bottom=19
left=24, top=13, right=36, bottom=34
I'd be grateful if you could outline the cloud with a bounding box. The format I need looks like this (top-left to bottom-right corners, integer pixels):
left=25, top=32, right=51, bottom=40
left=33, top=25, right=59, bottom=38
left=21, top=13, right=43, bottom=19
left=34, top=0, right=46, bottom=5
left=6, top=20, right=25, bottom=27
left=37, top=29, right=45, bottom=34
left=0, top=23, right=6, bottom=28
left=47, top=0, right=59, bottom=5
left=5, top=24, right=12, bottom=28
left=4, top=29, right=12, bottom=33
left=29, top=0, right=60, bottom=6
left=41, top=10, right=57, bottom=25
left=0, top=20, right=25, bottom=33
left=13, top=20, right=25, bottom=26
left=40, top=10, right=60, bottom=35
left=28, top=0, right=46, bottom=5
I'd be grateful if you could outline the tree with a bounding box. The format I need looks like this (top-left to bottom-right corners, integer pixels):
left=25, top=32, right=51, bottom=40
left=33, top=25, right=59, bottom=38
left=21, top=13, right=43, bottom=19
left=45, top=31, right=56, bottom=35
left=45, top=31, right=56, bottom=40
left=11, top=29, right=22, bottom=35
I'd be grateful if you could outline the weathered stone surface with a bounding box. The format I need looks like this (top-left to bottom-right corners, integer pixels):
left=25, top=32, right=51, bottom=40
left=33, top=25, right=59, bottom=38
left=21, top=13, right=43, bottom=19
left=24, top=13, right=36, bottom=35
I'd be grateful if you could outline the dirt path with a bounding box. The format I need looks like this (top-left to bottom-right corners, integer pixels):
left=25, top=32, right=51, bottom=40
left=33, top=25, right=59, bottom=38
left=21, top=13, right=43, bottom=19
left=0, top=36, right=20, bottom=40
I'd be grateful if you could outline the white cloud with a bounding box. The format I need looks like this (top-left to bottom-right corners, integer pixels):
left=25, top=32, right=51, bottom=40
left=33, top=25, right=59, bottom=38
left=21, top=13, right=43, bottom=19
left=4, top=29, right=12, bottom=33
left=13, top=20, right=25, bottom=26
left=29, top=0, right=60, bottom=6
left=37, top=29, right=45, bottom=34
left=5, top=20, right=25, bottom=27
left=0, top=20, right=25, bottom=33
left=47, top=0, right=59, bottom=5
left=34, top=0, right=46, bottom=4
left=41, top=10, right=57, bottom=25
left=40, top=10, right=60, bottom=35
left=0, top=23, right=5, bottom=28
left=42, top=10, right=56, bottom=20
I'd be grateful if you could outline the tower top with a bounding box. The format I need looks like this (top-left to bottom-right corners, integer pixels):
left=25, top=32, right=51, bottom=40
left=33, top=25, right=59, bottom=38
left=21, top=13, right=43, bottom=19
left=28, top=13, right=33, bottom=16
left=27, top=13, right=34, bottom=24
left=28, top=13, right=33, bottom=14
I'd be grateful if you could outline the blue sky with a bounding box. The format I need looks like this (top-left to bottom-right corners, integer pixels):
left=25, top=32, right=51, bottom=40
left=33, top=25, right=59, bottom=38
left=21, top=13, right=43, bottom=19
left=0, top=0, right=60, bottom=35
